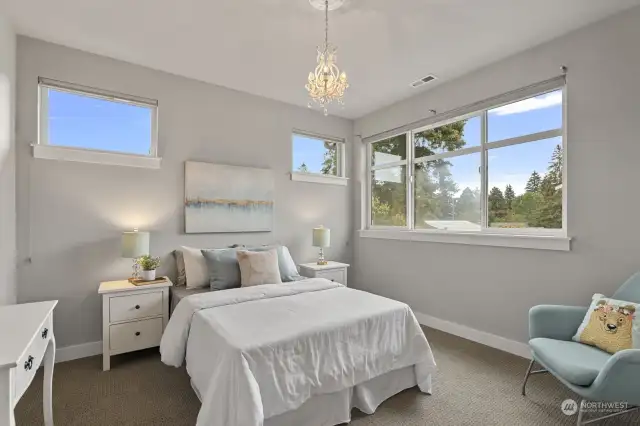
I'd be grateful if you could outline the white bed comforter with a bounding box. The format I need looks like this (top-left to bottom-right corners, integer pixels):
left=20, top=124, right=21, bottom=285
left=160, top=279, right=436, bottom=426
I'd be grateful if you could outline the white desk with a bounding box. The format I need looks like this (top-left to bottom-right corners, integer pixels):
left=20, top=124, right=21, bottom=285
left=0, top=301, right=57, bottom=426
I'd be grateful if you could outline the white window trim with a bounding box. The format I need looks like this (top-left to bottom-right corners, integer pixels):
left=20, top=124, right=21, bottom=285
left=359, top=229, right=571, bottom=251
left=363, top=77, right=570, bottom=250
left=31, top=144, right=162, bottom=169
left=290, top=172, right=348, bottom=186
left=35, top=77, right=161, bottom=169
left=291, top=129, right=348, bottom=186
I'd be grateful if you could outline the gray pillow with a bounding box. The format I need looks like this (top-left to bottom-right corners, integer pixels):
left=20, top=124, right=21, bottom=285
left=248, top=245, right=302, bottom=282
left=201, top=248, right=242, bottom=291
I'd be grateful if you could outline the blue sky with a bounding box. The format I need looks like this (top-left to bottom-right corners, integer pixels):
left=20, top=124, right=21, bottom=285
left=48, top=89, right=153, bottom=155
left=48, top=87, right=561, bottom=197
left=373, top=90, right=562, bottom=196
left=452, top=90, right=562, bottom=195
left=293, top=135, right=329, bottom=173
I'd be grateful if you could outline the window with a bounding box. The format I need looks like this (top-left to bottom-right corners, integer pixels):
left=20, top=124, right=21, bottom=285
left=291, top=131, right=347, bottom=185
left=35, top=78, right=160, bottom=168
left=367, top=81, right=565, bottom=238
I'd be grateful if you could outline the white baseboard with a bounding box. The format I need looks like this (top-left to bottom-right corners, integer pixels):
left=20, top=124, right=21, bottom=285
left=56, top=341, right=102, bottom=363
left=414, top=311, right=532, bottom=360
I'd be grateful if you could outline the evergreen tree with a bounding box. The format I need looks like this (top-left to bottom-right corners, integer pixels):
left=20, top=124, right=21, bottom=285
left=535, top=145, right=563, bottom=228
left=525, top=171, right=541, bottom=193
left=504, top=184, right=515, bottom=211
left=547, top=144, right=563, bottom=186
left=488, top=187, right=507, bottom=223
left=297, top=162, right=309, bottom=173
left=455, top=187, right=481, bottom=223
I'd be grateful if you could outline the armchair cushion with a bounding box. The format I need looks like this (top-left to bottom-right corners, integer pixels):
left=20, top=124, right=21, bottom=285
left=530, top=338, right=611, bottom=386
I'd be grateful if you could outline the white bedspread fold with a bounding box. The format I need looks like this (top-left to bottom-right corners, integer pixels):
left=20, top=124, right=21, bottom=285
left=160, top=279, right=436, bottom=426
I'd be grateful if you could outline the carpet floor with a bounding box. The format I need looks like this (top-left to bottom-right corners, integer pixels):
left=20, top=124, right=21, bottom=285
left=15, top=327, right=640, bottom=426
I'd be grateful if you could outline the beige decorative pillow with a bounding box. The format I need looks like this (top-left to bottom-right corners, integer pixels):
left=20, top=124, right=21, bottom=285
left=180, top=246, right=210, bottom=289
left=237, top=249, right=282, bottom=287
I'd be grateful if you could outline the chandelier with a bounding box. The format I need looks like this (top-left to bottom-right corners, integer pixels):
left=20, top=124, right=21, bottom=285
left=305, top=0, right=348, bottom=116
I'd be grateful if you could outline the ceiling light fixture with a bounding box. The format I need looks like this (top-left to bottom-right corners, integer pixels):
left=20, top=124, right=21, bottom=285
left=305, top=0, right=348, bottom=116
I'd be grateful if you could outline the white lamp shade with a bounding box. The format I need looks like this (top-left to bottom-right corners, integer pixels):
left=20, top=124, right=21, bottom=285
left=312, top=227, right=330, bottom=248
left=121, top=231, right=150, bottom=258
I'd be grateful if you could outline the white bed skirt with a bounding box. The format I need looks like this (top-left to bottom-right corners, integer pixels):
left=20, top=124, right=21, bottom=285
left=190, top=365, right=430, bottom=426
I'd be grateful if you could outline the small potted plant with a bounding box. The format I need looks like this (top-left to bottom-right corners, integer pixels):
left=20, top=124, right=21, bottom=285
left=137, top=255, right=161, bottom=281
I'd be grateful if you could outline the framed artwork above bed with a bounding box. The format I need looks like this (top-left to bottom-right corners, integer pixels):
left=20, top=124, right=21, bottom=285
left=184, top=162, right=274, bottom=233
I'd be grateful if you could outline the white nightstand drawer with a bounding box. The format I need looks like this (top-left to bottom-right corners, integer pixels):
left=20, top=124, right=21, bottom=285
left=109, top=317, right=163, bottom=354
left=316, top=269, right=345, bottom=284
left=14, top=313, right=52, bottom=403
left=109, top=291, right=162, bottom=322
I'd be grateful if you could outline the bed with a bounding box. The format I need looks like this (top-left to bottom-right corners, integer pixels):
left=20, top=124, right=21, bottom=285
left=160, top=278, right=436, bottom=426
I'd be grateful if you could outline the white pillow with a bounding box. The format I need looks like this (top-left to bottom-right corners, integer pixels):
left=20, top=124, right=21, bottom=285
left=237, top=249, right=282, bottom=287
left=180, top=246, right=210, bottom=289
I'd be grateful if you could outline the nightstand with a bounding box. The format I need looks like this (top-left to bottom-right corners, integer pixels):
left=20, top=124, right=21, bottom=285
left=98, top=278, right=172, bottom=371
left=299, top=262, right=349, bottom=286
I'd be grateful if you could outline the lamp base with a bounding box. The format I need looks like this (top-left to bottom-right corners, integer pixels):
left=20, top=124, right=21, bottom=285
left=317, top=247, right=328, bottom=265
left=130, top=258, right=141, bottom=281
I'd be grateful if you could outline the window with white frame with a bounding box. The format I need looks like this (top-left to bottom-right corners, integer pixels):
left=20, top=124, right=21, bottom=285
left=36, top=78, right=159, bottom=167
left=368, top=80, right=565, bottom=235
left=291, top=131, right=346, bottom=184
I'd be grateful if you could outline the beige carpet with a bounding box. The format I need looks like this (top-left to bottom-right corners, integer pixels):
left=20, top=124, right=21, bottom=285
left=16, top=327, right=640, bottom=426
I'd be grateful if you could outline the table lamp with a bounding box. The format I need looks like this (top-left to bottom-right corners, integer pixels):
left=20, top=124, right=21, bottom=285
left=122, top=229, right=150, bottom=280
left=312, top=226, right=330, bottom=265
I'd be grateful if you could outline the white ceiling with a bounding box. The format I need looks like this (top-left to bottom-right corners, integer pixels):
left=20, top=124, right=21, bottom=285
left=3, top=0, right=640, bottom=118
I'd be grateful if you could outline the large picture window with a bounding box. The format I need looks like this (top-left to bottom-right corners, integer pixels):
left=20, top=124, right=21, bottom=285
left=367, top=81, right=565, bottom=236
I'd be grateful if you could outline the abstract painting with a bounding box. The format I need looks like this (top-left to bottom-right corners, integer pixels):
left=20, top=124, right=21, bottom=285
left=185, top=162, right=274, bottom=233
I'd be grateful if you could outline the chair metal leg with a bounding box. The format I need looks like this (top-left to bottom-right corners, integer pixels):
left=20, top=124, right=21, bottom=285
left=521, top=359, right=535, bottom=396
left=576, top=399, right=585, bottom=426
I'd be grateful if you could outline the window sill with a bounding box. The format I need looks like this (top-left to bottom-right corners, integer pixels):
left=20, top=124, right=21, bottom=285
left=32, top=144, right=162, bottom=169
left=359, top=229, right=571, bottom=251
left=290, top=172, right=348, bottom=186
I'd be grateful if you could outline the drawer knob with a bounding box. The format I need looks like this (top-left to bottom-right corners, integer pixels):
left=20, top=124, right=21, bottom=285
left=24, top=355, right=34, bottom=371
left=135, top=331, right=141, bottom=336
left=135, top=305, right=140, bottom=309
left=42, top=328, right=49, bottom=339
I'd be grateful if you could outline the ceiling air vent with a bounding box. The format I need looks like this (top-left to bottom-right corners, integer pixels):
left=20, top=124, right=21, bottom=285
left=411, top=74, right=437, bottom=88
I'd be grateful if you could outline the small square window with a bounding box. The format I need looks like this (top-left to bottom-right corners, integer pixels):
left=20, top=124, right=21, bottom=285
left=291, top=132, right=346, bottom=184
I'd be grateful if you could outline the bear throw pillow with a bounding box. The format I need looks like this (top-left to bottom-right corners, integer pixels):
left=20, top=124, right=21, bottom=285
left=573, top=294, right=639, bottom=354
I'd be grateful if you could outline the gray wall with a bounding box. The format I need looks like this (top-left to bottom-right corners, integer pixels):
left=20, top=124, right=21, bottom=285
left=352, top=6, right=640, bottom=344
left=0, top=16, right=16, bottom=306
left=16, top=37, right=353, bottom=348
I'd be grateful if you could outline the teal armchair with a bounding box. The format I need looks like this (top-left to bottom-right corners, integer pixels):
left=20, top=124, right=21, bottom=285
left=522, top=272, right=640, bottom=425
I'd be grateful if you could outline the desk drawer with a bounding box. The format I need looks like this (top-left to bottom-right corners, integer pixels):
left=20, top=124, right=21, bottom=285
left=110, top=291, right=162, bottom=323
left=109, top=317, right=163, bottom=354
left=14, top=313, right=52, bottom=403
